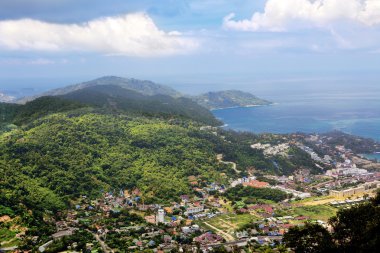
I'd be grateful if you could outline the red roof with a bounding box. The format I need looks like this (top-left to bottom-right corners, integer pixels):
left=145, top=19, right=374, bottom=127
left=243, top=180, right=269, bottom=188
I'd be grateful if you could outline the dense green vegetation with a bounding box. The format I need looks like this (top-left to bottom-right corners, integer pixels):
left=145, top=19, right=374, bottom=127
left=0, top=102, right=20, bottom=132
left=16, top=76, right=182, bottom=104
left=213, top=130, right=322, bottom=175
left=224, top=185, right=289, bottom=203
left=284, top=192, right=380, bottom=253
left=13, top=96, right=87, bottom=125
left=61, top=84, right=220, bottom=126
left=0, top=91, right=320, bottom=240
left=0, top=82, right=329, bottom=251
left=0, top=112, right=229, bottom=211
left=43, top=230, right=100, bottom=253
left=324, top=131, right=380, bottom=153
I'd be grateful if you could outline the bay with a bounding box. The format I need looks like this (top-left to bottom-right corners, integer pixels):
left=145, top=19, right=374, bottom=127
left=360, top=153, right=380, bottom=162
left=213, top=89, right=380, bottom=141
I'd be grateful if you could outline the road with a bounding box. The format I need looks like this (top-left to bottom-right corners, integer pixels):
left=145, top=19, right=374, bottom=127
left=203, top=222, right=235, bottom=242
left=217, top=154, right=240, bottom=173
left=86, top=229, right=113, bottom=253
left=0, top=246, right=18, bottom=252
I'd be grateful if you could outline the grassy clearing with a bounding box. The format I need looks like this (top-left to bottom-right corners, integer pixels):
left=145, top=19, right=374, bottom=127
left=1, top=238, right=20, bottom=248
left=0, top=228, right=17, bottom=243
left=292, top=205, right=337, bottom=221
left=197, top=213, right=259, bottom=234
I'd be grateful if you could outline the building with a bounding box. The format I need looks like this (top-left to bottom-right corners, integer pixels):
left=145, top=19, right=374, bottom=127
left=243, top=180, right=269, bottom=188
left=329, top=186, right=365, bottom=198
left=194, top=232, right=224, bottom=245
left=145, top=215, right=156, bottom=224
left=185, top=205, right=204, bottom=215
left=157, top=209, right=165, bottom=223
left=52, top=228, right=77, bottom=240
left=329, top=181, right=380, bottom=198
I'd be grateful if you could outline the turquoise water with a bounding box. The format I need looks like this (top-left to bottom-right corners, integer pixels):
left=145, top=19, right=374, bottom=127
left=361, top=153, right=380, bottom=162
left=213, top=91, right=380, bottom=141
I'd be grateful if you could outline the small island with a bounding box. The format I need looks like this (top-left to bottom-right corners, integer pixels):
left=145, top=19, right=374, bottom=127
left=192, top=90, right=272, bottom=110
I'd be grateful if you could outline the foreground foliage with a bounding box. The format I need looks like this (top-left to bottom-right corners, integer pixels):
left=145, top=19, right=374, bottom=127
left=284, top=192, right=380, bottom=253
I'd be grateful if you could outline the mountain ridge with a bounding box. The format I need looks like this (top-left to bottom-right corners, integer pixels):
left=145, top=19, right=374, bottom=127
left=59, top=84, right=221, bottom=125
left=14, top=76, right=271, bottom=110
left=15, top=76, right=181, bottom=104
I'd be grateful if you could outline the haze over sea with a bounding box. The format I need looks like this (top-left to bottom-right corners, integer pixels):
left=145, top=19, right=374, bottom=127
left=207, top=75, right=380, bottom=142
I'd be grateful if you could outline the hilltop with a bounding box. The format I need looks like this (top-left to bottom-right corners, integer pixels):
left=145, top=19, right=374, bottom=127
left=192, top=90, right=272, bottom=110
left=15, top=77, right=271, bottom=111
left=3, top=86, right=220, bottom=126
left=59, top=84, right=220, bottom=125
left=15, top=76, right=181, bottom=104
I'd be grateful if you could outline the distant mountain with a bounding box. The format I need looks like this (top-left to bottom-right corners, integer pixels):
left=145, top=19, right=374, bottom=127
left=60, top=85, right=220, bottom=125
left=0, top=92, right=15, bottom=102
left=14, top=76, right=271, bottom=113
left=16, top=76, right=181, bottom=103
left=192, top=90, right=272, bottom=110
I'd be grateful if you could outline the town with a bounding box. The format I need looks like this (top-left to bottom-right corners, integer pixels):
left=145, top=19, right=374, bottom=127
left=2, top=132, right=377, bottom=253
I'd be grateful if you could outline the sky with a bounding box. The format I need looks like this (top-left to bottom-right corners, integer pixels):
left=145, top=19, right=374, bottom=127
left=1, top=0, right=380, bottom=95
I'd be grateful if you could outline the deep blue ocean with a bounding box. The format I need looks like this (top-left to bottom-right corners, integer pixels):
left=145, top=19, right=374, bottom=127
left=212, top=81, right=380, bottom=142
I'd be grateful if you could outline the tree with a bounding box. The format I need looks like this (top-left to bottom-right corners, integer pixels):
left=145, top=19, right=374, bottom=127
left=283, top=223, right=335, bottom=253
left=329, top=198, right=380, bottom=253
left=284, top=191, right=380, bottom=253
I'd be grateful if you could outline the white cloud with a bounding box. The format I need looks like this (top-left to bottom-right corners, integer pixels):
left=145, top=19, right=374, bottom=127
left=223, top=0, right=380, bottom=32
left=0, top=13, right=198, bottom=57
left=0, top=57, right=56, bottom=65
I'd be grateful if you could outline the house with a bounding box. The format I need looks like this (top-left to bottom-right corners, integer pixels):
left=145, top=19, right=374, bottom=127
left=132, top=188, right=141, bottom=196
left=243, top=180, right=269, bottom=188
left=194, top=232, right=224, bottom=245
left=0, top=215, right=11, bottom=223
left=52, top=228, right=77, bottom=240
left=145, top=215, right=156, bottom=224
left=186, top=205, right=204, bottom=215
left=180, top=195, right=190, bottom=202
left=182, top=227, right=192, bottom=234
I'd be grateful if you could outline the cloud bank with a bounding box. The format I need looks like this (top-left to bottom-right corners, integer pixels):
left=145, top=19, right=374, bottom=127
left=0, top=13, right=198, bottom=57
left=224, top=0, right=380, bottom=32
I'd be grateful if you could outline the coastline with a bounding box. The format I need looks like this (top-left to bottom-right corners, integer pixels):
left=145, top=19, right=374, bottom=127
left=360, top=153, right=380, bottom=162
left=211, top=103, right=275, bottom=111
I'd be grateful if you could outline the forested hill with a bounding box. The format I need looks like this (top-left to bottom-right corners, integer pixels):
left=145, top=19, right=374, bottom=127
left=60, top=84, right=220, bottom=125
left=15, top=76, right=271, bottom=111
left=192, top=90, right=272, bottom=110
left=16, top=76, right=181, bottom=103
left=0, top=113, right=231, bottom=212
left=2, top=86, right=220, bottom=127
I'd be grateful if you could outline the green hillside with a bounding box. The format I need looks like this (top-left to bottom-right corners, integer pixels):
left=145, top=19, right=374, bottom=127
left=0, top=113, right=231, bottom=213
left=60, top=84, right=220, bottom=125
left=16, top=76, right=181, bottom=103
left=0, top=88, right=321, bottom=250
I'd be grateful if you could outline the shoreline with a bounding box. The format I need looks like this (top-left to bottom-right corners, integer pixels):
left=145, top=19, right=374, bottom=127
left=211, top=103, right=275, bottom=111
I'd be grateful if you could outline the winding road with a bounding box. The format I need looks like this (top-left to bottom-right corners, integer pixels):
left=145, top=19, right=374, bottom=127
left=217, top=154, right=240, bottom=173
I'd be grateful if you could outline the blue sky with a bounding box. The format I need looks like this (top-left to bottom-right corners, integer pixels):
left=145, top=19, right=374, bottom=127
left=1, top=0, right=380, bottom=95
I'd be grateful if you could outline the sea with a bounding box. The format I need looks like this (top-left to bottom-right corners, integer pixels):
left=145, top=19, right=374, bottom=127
left=361, top=153, right=380, bottom=162
left=209, top=77, right=380, bottom=144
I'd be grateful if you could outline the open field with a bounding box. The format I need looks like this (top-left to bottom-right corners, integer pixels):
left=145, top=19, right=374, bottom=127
left=196, top=213, right=259, bottom=239
left=290, top=205, right=337, bottom=221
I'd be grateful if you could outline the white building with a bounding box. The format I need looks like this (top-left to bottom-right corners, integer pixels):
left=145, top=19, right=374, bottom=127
left=185, top=205, right=204, bottom=215
left=157, top=209, right=165, bottom=224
